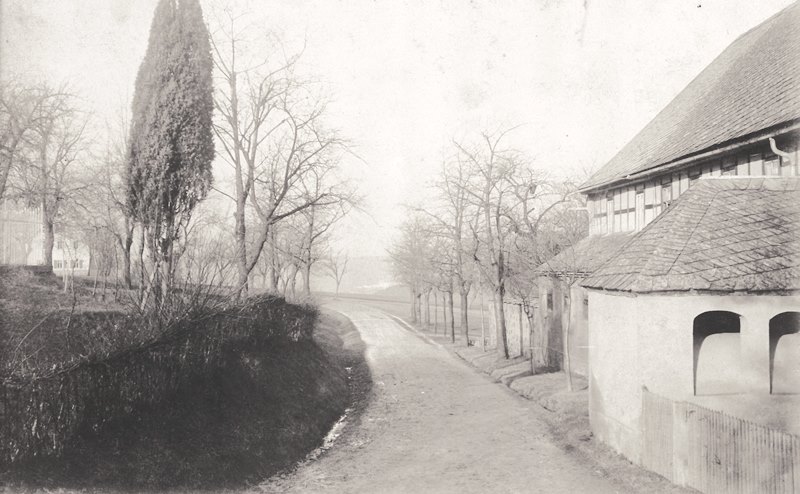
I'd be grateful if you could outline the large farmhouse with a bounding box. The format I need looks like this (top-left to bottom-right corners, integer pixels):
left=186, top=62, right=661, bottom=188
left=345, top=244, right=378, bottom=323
left=554, top=1, right=800, bottom=486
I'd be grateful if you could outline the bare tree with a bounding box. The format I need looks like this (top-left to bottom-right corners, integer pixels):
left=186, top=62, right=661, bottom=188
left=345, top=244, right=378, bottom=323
left=210, top=10, right=349, bottom=297
left=452, top=129, right=525, bottom=359
left=296, top=169, right=356, bottom=295
left=325, top=249, right=349, bottom=295
left=388, top=214, right=435, bottom=324
left=415, top=158, right=478, bottom=345
left=8, top=85, right=88, bottom=267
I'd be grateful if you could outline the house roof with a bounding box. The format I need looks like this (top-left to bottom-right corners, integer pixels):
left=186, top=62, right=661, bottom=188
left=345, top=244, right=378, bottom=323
left=535, top=232, right=634, bottom=277
left=581, top=177, right=800, bottom=293
left=580, top=2, right=800, bottom=193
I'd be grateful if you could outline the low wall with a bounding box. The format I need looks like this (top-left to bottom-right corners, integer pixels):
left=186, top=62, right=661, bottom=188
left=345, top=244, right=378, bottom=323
left=0, top=295, right=316, bottom=465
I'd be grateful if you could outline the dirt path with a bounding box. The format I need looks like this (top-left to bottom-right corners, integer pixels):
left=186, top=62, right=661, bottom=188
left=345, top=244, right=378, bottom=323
left=253, top=303, right=626, bottom=494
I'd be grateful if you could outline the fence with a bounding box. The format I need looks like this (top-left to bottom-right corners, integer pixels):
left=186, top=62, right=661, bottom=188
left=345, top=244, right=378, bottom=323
left=641, top=388, right=800, bottom=493
left=0, top=295, right=316, bottom=465
left=0, top=200, right=44, bottom=266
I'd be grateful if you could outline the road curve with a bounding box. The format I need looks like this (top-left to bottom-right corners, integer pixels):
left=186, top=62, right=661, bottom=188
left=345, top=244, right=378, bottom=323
left=254, top=303, right=624, bottom=494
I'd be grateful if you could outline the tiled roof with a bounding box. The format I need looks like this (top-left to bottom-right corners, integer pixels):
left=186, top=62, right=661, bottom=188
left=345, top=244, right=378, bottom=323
left=581, top=177, right=800, bottom=293
left=535, top=233, right=634, bottom=277
left=581, top=2, right=800, bottom=192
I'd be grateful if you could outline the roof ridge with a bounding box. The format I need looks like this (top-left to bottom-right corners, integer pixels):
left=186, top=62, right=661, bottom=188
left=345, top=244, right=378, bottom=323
left=580, top=1, right=800, bottom=192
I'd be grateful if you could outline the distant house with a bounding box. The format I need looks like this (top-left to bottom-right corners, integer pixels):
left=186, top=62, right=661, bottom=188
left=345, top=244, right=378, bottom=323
left=568, top=0, right=800, bottom=478
left=51, top=235, right=90, bottom=277
left=1, top=199, right=89, bottom=276
left=0, top=199, right=44, bottom=266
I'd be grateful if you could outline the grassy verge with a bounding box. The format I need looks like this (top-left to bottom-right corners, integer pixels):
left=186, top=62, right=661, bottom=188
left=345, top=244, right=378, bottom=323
left=0, top=309, right=371, bottom=491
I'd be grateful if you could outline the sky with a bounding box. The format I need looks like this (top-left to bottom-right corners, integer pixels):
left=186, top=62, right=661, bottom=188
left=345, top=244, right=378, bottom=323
left=1, top=0, right=795, bottom=257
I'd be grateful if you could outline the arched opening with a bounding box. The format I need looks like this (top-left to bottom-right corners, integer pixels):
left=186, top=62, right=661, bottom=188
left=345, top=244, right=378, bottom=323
left=769, top=312, right=800, bottom=394
left=693, top=311, right=742, bottom=396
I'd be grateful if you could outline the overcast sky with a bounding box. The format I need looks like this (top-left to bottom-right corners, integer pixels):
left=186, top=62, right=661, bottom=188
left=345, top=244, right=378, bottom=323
left=1, top=0, right=794, bottom=257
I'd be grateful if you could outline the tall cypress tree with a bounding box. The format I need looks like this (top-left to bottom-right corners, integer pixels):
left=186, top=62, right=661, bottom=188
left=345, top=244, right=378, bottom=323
left=127, top=0, right=214, bottom=296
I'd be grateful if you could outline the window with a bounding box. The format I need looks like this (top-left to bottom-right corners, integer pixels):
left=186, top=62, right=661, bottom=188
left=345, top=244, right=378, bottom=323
left=671, top=173, right=680, bottom=200
left=53, top=260, right=63, bottom=269
left=598, top=196, right=608, bottom=234
left=721, top=156, right=737, bottom=176
left=627, top=188, right=636, bottom=230
left=765, top=155, right=780, bottom=175
left=661, top=176, right=672, bottom=209
left=749, top=153, right=764, bottom=175
left=688, top=167, right=702, bottom=185
left=736, top=155, right=749, bottom=176
left=635, top=188, right=645, bottom=230
left=679, top=172, right=689, bottom=194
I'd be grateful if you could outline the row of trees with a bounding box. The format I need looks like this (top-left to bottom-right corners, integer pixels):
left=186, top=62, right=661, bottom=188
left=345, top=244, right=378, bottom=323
left=0, top=0, right=355, bottom=306
left=389, top=128, right=587, bottom=358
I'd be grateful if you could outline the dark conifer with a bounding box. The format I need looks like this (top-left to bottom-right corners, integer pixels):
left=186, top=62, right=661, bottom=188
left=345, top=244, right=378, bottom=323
left=127, top=0, right=214, bottom=295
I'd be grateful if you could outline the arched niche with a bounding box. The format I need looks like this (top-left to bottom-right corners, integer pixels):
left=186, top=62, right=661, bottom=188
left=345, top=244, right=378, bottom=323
left=769, top=312, right=800, bottom=395
left=693, top=311, right=742, bottom=396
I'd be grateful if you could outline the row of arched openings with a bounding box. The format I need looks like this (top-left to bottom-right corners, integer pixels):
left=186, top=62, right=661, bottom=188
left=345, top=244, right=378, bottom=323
left=693, top=311, right=800, bottom=395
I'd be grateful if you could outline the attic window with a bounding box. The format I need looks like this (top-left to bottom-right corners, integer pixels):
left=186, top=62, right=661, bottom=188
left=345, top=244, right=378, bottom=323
left=688, top=168, right=702, bottom=184
left=721, top=156, right=737, bottom=176
left=661, top=181, right=672, bottom=208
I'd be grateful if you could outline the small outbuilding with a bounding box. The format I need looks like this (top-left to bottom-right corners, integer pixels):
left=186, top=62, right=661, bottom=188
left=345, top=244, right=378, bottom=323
left=531, top=232, right=632, bottom=376
left=581, top=177, right=800, bottom=461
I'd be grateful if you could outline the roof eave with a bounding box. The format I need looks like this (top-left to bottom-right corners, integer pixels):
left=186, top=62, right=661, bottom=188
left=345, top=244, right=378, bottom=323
left=578, top=120, right=800, bottom=195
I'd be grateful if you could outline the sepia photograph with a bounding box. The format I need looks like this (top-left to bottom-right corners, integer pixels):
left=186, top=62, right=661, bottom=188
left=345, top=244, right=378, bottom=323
left=0, top=0, right=798, bottom=492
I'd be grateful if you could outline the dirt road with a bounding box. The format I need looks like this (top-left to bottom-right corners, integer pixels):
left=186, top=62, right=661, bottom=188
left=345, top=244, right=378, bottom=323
left=254, top=303, right=626, bottom=494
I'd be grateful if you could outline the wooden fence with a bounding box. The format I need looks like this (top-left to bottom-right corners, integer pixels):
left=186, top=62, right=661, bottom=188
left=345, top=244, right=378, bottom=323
left=641, top=388, right=800, bottom=493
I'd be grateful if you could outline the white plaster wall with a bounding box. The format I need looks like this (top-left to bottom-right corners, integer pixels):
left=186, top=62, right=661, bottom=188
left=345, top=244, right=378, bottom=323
left=588, top=290, right=644, bottom=462
left=588, top=290, right=800, bottom=462
left=566, top=284, right=589, bottom=377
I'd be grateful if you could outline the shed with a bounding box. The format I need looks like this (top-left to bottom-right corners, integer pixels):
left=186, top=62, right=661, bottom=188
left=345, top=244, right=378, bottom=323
left=581, top=177, right=800, bottom=461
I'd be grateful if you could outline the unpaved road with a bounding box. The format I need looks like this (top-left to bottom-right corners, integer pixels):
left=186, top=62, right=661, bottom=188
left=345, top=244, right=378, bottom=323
left=254, top=304, right=625, bottom=494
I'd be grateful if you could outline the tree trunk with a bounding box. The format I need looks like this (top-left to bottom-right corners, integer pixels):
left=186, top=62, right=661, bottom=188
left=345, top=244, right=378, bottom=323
left=442, top=292, right=448, bottom=331
left=563, top=287, right=574, bottom=392
left=494, top=286, right=509, bottom=359
left=234, top=208, right=249, bottom=296
left=137, top=225, right=146, bottom=300
left=460, top=289, right=469, bottom=346
left=425, top=290, right=431, bottom=328
left=43, top=217, right=54, bottom=267
left=92, top=260, right=99, bottom=297
left=447, top=290, right=455, bottom=344
left=480, top=289, right=486, bottom=352
left=269, top=230, right=280, bottom=292
left=493, top=249, right=509, bottom=358
left=410, top=287, right=417, bottom=323
left=290, top=267, right=298, bottom=299
left=122, top=233, right=133, bottom=289
left=303, top=260, right=312, bottom=296
left=433, top=291, right=438, bottom=333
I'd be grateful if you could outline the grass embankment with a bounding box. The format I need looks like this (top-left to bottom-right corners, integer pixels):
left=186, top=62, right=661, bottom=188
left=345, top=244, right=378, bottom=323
left=0, top=269, right=371, bottom=491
